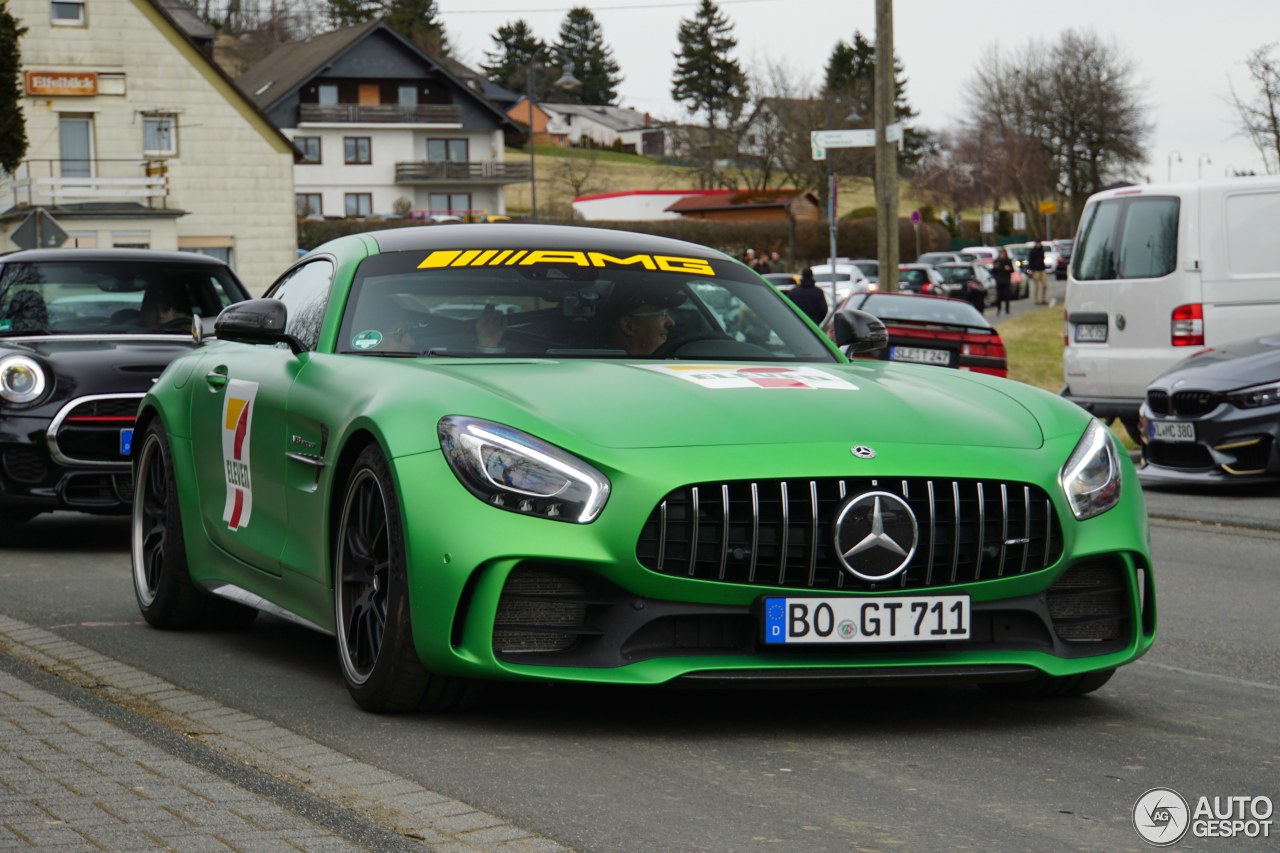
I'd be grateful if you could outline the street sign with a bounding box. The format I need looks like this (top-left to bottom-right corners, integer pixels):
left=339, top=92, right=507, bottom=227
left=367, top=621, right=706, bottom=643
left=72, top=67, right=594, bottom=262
left=1039, top=201, right=1058, bottom=214
left=910, top=209, right=922, bottom=225
left=10, top=209, right=69, bottom=250
left=811, top=123, right=906, bottom=160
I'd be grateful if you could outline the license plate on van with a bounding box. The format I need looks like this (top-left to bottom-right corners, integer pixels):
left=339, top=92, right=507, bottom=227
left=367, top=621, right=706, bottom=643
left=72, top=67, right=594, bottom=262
left=1075, top=323, right=1107, bottom=343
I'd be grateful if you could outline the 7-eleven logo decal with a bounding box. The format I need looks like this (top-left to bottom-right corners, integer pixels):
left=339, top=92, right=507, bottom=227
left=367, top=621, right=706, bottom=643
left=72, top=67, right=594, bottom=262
left=221, top=379, right=258, bottom=531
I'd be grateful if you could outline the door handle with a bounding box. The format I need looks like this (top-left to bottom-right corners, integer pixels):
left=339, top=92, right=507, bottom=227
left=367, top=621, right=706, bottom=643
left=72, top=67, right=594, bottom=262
left=204, top=369, right=228, bottom=391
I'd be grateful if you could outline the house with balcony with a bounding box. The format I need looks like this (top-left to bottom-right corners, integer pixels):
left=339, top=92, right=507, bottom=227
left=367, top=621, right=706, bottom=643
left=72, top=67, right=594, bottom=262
left=0, top=0, right=298, bottom=290
left=238, top=19, right=525, bottom=222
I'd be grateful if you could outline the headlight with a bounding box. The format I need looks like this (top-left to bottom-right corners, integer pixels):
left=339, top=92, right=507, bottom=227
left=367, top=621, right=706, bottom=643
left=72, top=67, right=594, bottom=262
left=1059, top=419, right=1122, bottom=520
left=1227, top=380, right=1280, bottom=409
left=439, top=416, right=610, bottom=523
left=0, top=355, right=47, bottom=404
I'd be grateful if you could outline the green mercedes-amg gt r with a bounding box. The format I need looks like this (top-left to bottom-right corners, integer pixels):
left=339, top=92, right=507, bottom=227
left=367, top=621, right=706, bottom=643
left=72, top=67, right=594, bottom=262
left=131, top=224, right=1155, bottom=712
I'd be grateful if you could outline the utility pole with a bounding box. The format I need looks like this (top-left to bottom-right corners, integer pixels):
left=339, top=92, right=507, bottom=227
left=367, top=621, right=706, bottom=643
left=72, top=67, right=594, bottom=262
left=874, top=0, right=899, bottom=292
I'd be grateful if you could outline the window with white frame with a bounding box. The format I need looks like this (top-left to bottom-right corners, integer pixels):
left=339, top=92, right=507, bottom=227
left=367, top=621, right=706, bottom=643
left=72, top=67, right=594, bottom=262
left=143, top=115, right=178, bottom=156
left=50, top=0, right=85, bottom=24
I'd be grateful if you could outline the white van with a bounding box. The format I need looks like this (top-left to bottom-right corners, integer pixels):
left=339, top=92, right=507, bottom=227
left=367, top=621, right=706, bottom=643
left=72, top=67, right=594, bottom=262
left=1062, top=176, right=1280, bottom=439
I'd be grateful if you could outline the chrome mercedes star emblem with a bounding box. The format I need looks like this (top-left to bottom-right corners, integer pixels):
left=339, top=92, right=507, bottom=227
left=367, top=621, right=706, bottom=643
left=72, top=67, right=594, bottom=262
left=850, top=445, right=876, bottom=459
left=832, top=491, right=918, bottom=582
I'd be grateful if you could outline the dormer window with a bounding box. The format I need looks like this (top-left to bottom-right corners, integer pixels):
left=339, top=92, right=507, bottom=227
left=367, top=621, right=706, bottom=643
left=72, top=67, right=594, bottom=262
left=51, top=0, right=85, bottom=25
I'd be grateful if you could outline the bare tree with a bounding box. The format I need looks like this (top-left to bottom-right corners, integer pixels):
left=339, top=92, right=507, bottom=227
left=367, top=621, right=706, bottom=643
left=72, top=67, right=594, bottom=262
left=1227, top=43, right=1280, bottom=174
left=962, top=29, right=1150, bottom=232
left=548, top=150, right=607, bottom=202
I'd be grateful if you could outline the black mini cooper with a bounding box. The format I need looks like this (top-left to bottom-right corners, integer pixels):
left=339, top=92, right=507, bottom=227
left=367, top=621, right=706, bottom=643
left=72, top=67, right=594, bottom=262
left=0, top=249, right=250, bottom=541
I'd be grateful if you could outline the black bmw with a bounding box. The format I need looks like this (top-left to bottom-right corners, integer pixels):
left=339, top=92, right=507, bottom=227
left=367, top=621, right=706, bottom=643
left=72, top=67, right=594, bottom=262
left=0, top=249, right=249, bottom=541
left=1138, top=334, right=1280, bottom=485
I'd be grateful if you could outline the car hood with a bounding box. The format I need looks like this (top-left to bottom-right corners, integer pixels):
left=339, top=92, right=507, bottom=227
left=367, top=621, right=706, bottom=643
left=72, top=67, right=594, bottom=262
left=419, top=359, right=1045, bottom=450
left=1152, top=335, right=1280, bottom=390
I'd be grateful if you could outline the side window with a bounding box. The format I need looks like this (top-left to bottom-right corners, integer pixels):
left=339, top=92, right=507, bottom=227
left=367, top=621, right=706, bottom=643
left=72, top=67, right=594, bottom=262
left=266, top=260, right=334, bottom=351
left=1072, top=200, right=1122, bottom=281
left=1117, top=198, right=1178, bottom=279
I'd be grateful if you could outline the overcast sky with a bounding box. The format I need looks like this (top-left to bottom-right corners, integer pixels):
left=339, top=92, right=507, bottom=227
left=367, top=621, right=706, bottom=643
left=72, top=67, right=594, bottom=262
left=437, top=0, right=1277, bottom=182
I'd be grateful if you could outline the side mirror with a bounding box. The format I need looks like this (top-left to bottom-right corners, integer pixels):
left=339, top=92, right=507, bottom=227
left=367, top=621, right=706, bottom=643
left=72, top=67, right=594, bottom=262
left=213, top=299, right=305, bottom=354
left=832, top=308, right=888, bottom=355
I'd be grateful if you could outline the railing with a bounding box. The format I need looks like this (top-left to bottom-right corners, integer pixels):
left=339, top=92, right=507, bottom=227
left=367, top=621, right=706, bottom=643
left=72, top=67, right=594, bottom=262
left=3, top=160, right=169, bottom=208
left=395, top=161, right=532, bottom=184
left=299, top=104, right=462, bottom=124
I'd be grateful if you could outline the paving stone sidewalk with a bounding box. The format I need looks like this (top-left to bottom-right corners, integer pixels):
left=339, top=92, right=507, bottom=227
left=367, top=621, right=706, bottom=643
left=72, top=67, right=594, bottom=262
left=0, top=615, right=568, bottom=852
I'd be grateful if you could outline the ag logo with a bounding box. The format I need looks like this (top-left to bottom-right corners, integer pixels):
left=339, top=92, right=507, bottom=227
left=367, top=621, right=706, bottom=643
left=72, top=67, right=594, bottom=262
left=1132, top=787, right=1190, bottom=846
left=832, top=491, right=917, bottom=582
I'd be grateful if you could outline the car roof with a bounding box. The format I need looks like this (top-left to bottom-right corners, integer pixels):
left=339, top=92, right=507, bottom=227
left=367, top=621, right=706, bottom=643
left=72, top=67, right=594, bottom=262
left=360, top=224, right=735, bottom=262
left=0, top=248, right=230, bottom=266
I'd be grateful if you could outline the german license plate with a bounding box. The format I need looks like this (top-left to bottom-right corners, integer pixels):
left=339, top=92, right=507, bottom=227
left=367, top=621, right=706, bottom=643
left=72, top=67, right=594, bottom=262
left=890, top=346, right=951, bottom=366
left=1150, top=420, right=1195, bottom=442
left=763, top=595, right=970, bottom=644
left=120, top=428, right=133, bottom=456
left=1074, top=323, right=1107, bottom=343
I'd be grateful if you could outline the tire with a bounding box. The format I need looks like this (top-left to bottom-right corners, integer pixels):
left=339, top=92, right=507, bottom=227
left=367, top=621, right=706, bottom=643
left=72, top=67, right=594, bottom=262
left=334, top=444, right=476, bottom=713
left=980, top=667, right=1115, bottom=698
left=131, top=421, right=257, bottom=629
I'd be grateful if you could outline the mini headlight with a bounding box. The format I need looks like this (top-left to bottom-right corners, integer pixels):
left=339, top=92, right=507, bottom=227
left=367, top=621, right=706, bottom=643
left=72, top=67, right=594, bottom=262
left=439, top=416, right=610, bottom=523
left=0, top=355, right=47, bottom=404
left=1227, top=380, right=1280, bottom=409
left=1059, top=418, right=1122, bottom=520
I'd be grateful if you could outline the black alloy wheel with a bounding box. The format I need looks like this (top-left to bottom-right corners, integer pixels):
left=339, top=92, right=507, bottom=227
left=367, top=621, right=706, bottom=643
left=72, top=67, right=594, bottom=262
left=131, top=420, right=255, bottom=629
left=334, top=444, right=476, bottom=713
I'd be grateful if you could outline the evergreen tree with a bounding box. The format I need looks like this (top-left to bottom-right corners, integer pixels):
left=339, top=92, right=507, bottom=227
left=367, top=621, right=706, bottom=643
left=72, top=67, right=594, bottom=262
left=824, top=31, right=924, bottom=166
left=551, top=7, right=622, bottom=105
left=482, top=20, right=549, bottom=96
left=0, top=5, right=27, bottom=175
left=383, top=0, right=448, bottom=57
left=671, top=0, right=749, bottom=129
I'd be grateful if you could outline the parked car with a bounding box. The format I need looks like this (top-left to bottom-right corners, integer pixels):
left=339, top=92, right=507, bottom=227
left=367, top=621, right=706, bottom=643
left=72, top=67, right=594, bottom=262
left=761, top=272, right=800, bottom=292
left=0, top=249, right=251, bottom=542
left=808, top=261, right=873, bottom=303
left=933, top=262, right=996, bottom=304
left=1063, top=176, right=1280, bottom=443
left=962, top=246, right=1000, bottom=263
left=846, top=259, right=880, bottom=283
left=823, top=292, right=1008, bottom=377
left=896, top=264, right=947, bottom=295
left=1053, top=239, right=1074, bottom=280
left=128, top=223, right=1152, bottom=711
left=1138, top=334, right=1280, bottom=485
left=917, top=251, right=979, bottom=266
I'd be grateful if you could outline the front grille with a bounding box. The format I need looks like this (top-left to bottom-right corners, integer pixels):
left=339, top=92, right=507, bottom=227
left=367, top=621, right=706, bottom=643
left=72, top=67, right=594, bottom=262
left=1046, top=561, right=1129, bottom=642
left=1171, top=390, right=1220, bottom=416
left=2, top=447, right=47, bottom=484
left=637, top=478, right=1063, bottom=592
left=1146, top=389, right=1169, bottom=416
left=49, top=395, right=141, bottom=466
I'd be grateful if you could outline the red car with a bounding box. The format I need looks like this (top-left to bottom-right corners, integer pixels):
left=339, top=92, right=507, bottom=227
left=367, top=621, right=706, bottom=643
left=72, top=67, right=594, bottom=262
left=823, top=291, right=1008, bottom=377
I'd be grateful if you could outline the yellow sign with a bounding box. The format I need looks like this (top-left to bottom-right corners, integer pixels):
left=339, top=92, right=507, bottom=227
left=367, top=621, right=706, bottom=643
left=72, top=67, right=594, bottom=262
left=25, top=71, right=98, bottom=96
left=1039, top=201, right=1058, bottom=215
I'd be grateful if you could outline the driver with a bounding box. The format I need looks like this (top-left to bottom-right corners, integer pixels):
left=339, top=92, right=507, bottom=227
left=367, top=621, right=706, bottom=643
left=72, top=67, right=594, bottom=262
left=140, top=285, right=191, bottom=329
left=603, top=284, right=685, bottom=356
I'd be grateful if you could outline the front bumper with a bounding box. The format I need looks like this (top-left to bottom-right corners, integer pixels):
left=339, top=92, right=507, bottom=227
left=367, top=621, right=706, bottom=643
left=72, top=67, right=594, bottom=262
left=1138, top=401, right=1280, bottom=485
left=1, top=408, right=135, bottom=515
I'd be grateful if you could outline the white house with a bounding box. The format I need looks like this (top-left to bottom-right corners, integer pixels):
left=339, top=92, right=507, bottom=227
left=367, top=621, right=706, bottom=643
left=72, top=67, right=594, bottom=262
left=238, top=20, right=525, bottom=222
left=572, top=190, right=727, bottom=221
left=0, top=0, right=298, bottom=291
left=540, top=103, right=666, bottom=157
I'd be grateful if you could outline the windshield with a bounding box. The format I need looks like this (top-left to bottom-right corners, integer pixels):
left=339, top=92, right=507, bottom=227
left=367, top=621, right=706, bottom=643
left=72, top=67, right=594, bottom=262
left=336, top=250, right=838, bottom=362
left=936, top=265, right=977, bottom=283
left=0, top=260, right=241, bottom=335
